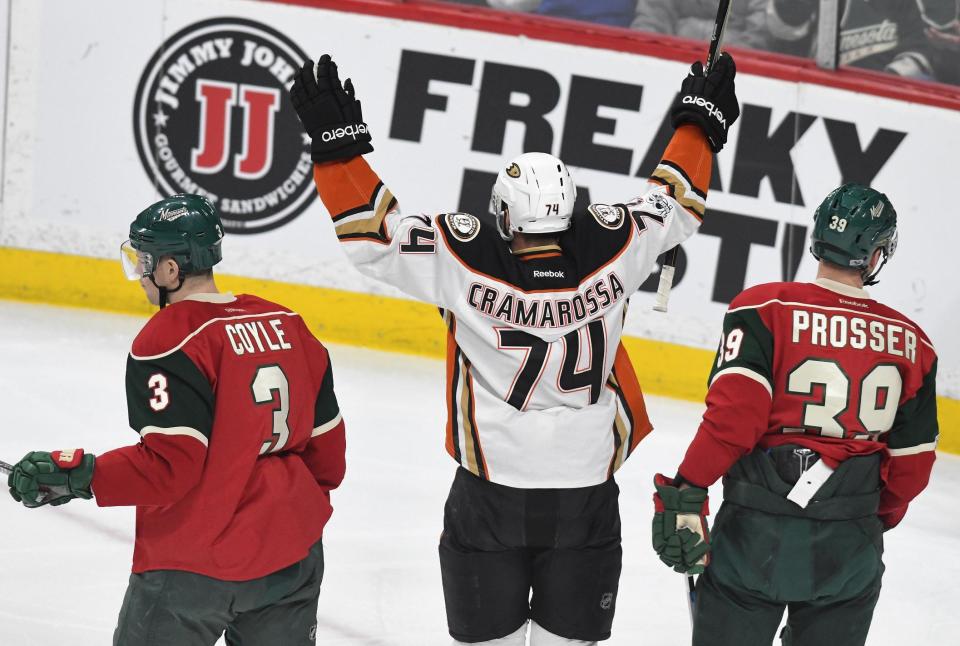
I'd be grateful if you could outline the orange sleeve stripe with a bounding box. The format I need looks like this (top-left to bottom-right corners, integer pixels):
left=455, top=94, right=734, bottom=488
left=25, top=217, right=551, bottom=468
left=312, top=157, right=383, bottom=219
left=660, top=125, right=712, bottom=196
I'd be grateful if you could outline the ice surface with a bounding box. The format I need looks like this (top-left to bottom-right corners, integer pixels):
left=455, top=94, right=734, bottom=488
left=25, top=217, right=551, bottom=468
left=0, top=301, right=957, bottom=645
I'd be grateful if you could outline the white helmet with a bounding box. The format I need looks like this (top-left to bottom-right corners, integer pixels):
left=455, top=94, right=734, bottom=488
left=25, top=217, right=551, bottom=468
left=489, top=152, right=577, bottom=241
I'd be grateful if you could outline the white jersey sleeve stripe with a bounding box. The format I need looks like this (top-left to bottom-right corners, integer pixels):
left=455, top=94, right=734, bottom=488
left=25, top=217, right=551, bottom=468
left=311, top=412, right=343, bottom=438
left=888, top=440, right=938, bottom=457
left=140, top=425, right=209, bottom=447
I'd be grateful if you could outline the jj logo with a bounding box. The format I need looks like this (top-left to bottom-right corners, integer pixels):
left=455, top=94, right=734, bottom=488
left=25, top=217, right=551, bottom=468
left=192, top=81, right=280, bottom=179
left=134, top=18, right=316, bottom=234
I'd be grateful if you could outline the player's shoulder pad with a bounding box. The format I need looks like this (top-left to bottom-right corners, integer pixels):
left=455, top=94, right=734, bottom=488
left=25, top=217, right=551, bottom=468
left=869, top=301, right=937, bottom=353
left=560, top=205, right=634, bottom=277
left=727, top=282, right=794, bottom=312
left=132, top=305, right=202, bottom=359
left=435, top=211, right=515, bottom=274
left=131, top=295, right=297, bottom=359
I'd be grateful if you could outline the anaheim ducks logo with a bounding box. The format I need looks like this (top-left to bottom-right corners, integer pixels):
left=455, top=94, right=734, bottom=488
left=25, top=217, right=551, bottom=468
left=133, top=18, right=315, bottom=234
left=446, top=212, right=481, bottom=242
left=588, top=203, right=626, bottom=230
left=506, top=163, right=522, bottom=178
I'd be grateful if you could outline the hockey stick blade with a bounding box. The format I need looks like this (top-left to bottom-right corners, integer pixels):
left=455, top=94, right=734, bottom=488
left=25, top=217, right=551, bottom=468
left=654, top=0, right=734, bottom=313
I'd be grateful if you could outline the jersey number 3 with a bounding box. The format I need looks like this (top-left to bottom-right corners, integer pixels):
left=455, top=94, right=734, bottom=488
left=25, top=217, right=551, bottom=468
left=252, top=365, right=291, bottom=454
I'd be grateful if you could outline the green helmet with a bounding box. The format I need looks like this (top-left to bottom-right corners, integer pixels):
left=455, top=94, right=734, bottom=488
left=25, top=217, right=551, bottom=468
left=125, top=193, right=224, bottom=277
left=810, top=183, right=897, bottom=284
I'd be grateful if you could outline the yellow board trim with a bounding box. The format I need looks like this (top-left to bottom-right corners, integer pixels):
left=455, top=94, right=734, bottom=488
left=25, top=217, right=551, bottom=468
left=1, top=245, right=956, bottom=454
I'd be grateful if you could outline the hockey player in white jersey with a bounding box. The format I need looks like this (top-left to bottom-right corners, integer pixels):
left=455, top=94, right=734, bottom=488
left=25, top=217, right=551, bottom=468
left=290, top=53, right=739, bottom=645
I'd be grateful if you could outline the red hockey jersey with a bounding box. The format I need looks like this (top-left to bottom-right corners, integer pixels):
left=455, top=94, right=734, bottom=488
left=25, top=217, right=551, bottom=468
left=678, top=278, right=938, bottom=529
left=91, top=293, right=346, bottom=580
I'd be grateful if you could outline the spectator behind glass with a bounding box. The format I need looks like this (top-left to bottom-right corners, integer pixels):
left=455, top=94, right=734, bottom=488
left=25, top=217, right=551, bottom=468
left=631, top=0, right=773, bottom=50
left=919, top=0, right=960, bottom=83
left=767, top=0, right=956, bottom=83
left=488, top=0, right=636, bottom=27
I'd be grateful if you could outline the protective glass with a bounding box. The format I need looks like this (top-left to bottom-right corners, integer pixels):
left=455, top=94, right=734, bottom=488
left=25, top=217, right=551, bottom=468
left=120, top=241, right=154, bottom=281
left=918, top=0, right=959, bottom=30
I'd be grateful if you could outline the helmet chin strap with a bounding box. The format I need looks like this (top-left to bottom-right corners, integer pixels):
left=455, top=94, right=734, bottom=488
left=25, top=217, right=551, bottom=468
left=148, top=272, right=186, bottom=309
left=862, top=250, right=889, bottom=287
left=495, top=202, right=514, bottom=242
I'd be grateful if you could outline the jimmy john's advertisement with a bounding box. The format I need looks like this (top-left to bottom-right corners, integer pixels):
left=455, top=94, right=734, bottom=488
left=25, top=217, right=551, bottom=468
left=1, top=0, right=958, bottom=394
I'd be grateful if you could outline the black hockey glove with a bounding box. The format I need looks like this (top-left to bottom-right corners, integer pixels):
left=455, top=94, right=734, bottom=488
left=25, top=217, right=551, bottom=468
left=670, top=52, right=739, bottom=153
left=289, top=54, right=373, bottom=163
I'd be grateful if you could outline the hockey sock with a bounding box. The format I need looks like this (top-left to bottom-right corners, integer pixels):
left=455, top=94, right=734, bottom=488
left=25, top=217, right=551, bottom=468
left=453, top=623, right=527, bottom=646
left=529, top=621, right=596, bottom=646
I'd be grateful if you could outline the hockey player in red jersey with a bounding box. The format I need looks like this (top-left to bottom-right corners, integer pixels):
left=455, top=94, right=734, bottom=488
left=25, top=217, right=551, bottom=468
left=291, top=52, right=738, bottom=645
left=651, top=184, right=938, bottom=646
left=7, top=195, right=346, bottom=646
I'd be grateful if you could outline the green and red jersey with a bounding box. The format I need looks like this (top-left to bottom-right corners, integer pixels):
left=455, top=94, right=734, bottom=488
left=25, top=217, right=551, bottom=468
left=678, top=278, right=938, bottom=529
left=91, top=293, right=346, bottom=580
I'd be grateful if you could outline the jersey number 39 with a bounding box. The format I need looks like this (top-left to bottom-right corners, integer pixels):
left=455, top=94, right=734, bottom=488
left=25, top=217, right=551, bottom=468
left=786, top=358, right=903, bottom=438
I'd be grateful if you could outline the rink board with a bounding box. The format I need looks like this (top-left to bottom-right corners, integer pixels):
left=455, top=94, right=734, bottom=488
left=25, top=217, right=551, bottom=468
left=1, top=245, right=956, bottom=455
left=0, top=0, right=957, bottom=445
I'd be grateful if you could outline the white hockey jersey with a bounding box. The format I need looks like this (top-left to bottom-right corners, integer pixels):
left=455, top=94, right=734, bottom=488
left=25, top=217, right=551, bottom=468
left=313, top=125, right=713, bottom=488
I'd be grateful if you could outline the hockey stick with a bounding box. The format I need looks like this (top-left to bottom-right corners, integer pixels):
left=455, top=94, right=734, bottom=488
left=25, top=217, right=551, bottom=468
left=653, top=0, right=734, bottom=313
left=684, top=573, right=697, bottom=628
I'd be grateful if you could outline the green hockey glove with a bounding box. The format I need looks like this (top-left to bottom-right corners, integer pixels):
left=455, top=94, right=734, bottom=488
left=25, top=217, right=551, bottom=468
left=652, top=473, right=710, bottom=574
left=8, top=450, right=95, bottom=508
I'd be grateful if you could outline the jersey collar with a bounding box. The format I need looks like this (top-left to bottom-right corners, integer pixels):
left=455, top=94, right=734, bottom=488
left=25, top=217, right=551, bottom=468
left=182, top=292, right=237, bottom=304
left=813, top=278, right=870, bottom=300
left=512, top=244, right=562, bottom=257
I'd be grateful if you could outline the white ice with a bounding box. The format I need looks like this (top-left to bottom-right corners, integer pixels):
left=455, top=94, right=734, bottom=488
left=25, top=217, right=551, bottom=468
left=0, top=301, right=957, bottom=645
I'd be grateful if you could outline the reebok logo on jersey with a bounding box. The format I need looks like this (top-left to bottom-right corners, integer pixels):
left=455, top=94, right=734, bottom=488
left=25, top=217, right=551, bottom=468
left=682, top=95, right=727, bottom=127
left=533, top=270, right=565, bottom=278
left=321, top=123, right=368, bottom=143
left=839, top=298, right=869, bottom=309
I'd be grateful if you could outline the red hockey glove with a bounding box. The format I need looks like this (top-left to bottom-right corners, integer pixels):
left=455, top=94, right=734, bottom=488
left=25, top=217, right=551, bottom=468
left=652, top=473, right=710, bottom=574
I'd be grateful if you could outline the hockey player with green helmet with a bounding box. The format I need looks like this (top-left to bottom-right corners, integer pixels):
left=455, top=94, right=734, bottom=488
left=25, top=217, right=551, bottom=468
left=10, top=194, right=348, bottom=645
left=651, top=183, right=938, bottom=646
left=120, top=193, right=224, bottom=307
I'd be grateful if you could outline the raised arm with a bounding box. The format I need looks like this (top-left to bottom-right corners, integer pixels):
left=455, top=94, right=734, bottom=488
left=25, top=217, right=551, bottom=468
left=312, top=156, right=449, bottom=305
left=579, top=54, right=738, bottom=291
left=290, top=54, right=452, bottom=306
